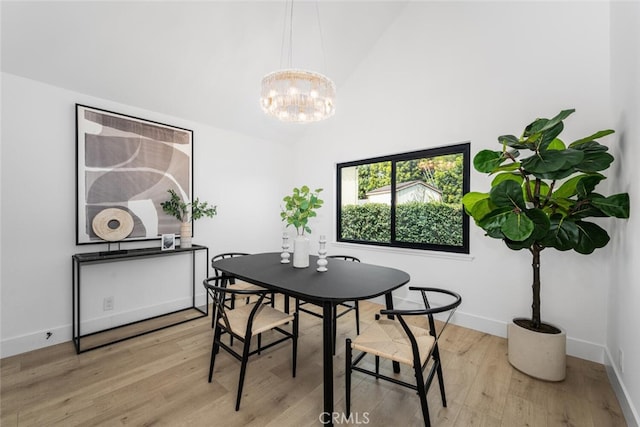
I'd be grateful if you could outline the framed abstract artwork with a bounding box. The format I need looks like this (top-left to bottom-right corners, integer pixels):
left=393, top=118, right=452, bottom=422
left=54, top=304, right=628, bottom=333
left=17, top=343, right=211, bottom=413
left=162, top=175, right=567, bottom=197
left=76, top=104, right=193, bottom=245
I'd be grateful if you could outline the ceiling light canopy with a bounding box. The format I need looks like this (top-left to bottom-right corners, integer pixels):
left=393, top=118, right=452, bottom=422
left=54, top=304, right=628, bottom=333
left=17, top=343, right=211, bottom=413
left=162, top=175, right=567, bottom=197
left=260, top=1, right=335, bottom=124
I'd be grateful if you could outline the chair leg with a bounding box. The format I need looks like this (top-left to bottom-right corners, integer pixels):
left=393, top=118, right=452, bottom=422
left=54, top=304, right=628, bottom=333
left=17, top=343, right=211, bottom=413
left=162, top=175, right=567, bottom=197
left=229, top=297, right=236, bottom=347
left=332, top=304, right=338, bottom=355
left=235, top=337, right=252, bottom=411
left=345, top=338, right=352, bottom=415
left=355, top=301, right=360, bottom=335
left=208, top=325, right=222, bottom=382
left=375, top=355, right=380, bottom=375
left=433, top=344, right=447, bottom=407
left=292, top=312, right=298, bottom=377
left=414, top=362, right=431, bottom=427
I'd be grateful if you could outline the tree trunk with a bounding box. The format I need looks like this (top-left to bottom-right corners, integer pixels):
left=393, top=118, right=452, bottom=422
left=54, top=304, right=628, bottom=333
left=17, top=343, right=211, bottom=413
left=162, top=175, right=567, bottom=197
left=531, top=243, right=542, bottom=329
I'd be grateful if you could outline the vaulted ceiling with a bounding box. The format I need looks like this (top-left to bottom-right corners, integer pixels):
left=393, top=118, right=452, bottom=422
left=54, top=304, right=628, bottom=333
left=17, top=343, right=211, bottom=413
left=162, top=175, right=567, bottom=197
left=2, top=1, right=409, bottom=143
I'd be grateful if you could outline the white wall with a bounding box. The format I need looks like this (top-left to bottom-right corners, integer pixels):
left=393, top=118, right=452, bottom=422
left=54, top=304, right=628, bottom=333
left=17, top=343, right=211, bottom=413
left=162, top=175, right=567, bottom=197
left=608, top=1, right=640, bottom=424
left=0, top=73, right=291, bottom=357
left=294, top=1, right=615, bottom=362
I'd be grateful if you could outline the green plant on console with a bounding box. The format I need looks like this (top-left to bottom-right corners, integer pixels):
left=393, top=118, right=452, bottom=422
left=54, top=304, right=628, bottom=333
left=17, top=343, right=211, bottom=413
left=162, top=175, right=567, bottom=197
left=160, top=189, right=217, bottom=222
left=281, top=186, right=324, bottom=235
left=462, top=109, right=630, bottom=333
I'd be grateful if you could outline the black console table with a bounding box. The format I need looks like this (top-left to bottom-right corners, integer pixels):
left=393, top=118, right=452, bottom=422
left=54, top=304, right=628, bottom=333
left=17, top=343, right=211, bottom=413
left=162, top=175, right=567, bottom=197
left=72, top=244, right=209, bottom=353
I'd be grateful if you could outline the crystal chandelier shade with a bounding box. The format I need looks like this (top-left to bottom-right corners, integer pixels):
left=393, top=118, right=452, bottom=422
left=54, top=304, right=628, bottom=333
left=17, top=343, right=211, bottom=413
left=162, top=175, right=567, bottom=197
left=260, top=69, right=335, bottom=123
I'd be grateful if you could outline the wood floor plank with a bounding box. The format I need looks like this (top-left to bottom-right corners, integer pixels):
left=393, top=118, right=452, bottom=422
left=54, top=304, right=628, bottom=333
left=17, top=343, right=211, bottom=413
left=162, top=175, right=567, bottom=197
left=0, top=300, right=627, bottom=426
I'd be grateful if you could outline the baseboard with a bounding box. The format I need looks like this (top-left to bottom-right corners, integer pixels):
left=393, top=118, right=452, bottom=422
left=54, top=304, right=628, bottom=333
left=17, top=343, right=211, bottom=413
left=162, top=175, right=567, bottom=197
left=378, top=295, right=606, bottom=364
left=1, top=294, right=207, bottom=358
left=604, top=348, right=640, bottom=427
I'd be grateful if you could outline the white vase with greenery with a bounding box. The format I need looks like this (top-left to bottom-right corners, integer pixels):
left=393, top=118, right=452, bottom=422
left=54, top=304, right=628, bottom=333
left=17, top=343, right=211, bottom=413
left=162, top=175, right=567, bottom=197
left=281, top=186, right=324, bottom=268
left=160, top=189, right=217, bottom=248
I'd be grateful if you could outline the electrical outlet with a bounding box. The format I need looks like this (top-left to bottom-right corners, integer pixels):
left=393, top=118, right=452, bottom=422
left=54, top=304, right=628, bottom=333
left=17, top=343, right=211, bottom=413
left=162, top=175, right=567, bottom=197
left=103, top=296, right=114, bottom=311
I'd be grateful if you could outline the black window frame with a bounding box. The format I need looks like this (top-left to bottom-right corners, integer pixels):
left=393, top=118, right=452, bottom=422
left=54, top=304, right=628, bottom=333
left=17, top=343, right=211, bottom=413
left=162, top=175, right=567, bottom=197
left=336, top=142, right=470, bottom=254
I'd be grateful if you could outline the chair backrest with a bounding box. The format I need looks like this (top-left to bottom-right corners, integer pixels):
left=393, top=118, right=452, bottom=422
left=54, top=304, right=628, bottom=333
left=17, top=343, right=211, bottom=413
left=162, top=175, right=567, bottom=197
left=211, top=252, right=250, bottom=280
left=380, top=287, right=461, bottom=360
left=327, top=255, right=360, bottom=263
left=203, top=276, right=268, bottom=337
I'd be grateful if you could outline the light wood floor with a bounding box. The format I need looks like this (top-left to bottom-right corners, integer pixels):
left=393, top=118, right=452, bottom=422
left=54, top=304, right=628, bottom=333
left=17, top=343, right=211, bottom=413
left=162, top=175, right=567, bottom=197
left=1, top=299, right=626, bottom=426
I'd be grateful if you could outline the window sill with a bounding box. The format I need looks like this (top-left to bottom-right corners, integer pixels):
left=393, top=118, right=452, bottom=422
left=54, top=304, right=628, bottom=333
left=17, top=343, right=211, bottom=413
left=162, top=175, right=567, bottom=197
left=331, top=241, right=474, bottom=262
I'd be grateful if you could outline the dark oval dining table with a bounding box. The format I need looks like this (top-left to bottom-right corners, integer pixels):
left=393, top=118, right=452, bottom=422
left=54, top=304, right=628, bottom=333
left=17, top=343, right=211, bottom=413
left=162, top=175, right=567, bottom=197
left=211, top=252, right=410, bottom=426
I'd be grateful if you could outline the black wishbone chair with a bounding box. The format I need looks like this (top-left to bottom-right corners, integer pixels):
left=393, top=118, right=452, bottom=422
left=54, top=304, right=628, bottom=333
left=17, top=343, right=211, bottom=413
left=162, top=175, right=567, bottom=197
left=345, top=287, right=462, bottom=427
left=204, top=276, right=298, bottom=411
left=211, top=253, right=275, bottom=319
left=295, top=255, right=361, bottom=354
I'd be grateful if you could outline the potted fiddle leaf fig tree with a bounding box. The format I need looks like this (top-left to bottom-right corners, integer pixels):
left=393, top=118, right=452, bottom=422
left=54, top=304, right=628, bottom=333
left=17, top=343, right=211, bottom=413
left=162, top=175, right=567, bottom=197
left=281, top=185, right=324, bottom=268
left=161, top=189, right=217, bottom=248
left=462, top=109, right=630, bottom=381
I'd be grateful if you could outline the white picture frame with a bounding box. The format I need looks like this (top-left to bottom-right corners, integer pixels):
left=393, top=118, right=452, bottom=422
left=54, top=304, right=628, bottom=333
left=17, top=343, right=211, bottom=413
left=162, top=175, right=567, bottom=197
left=161, top=233, right=176, bottom=251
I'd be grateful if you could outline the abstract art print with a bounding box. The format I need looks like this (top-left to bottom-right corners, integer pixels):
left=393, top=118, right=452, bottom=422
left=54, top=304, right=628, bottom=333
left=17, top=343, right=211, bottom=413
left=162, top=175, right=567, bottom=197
left=76, top=104, right=193, bottom=244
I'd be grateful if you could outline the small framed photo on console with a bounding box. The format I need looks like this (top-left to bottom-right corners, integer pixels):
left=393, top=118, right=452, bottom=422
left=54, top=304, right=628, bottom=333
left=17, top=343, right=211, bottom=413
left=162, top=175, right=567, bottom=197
left=161, top=234, right=175, bottom=251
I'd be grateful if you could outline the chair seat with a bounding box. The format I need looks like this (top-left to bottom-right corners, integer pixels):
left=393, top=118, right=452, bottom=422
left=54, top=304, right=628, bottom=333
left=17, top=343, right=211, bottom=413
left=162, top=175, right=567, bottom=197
left=228, top=280, right=268, bottom=301
left=221, top=302, right=294, bottom=336
left=229, top=280, right=266, bottom=292
left=352, top=319, right=435, bottom=366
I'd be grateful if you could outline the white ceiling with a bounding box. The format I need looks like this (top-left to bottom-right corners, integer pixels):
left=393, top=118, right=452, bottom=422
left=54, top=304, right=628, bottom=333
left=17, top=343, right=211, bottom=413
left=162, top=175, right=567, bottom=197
left=2, top=1, right=409, bottom=143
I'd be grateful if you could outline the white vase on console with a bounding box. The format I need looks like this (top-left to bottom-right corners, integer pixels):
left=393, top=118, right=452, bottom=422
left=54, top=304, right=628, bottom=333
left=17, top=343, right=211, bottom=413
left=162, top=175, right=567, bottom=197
left=180, top=222, right=192, bottom=248
left=293, top=234, right=310, bottom=268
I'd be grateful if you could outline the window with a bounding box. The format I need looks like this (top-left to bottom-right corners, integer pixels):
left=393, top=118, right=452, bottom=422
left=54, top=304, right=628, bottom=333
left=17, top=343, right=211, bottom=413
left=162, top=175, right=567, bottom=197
left=337, top=143, right=470, bottom=254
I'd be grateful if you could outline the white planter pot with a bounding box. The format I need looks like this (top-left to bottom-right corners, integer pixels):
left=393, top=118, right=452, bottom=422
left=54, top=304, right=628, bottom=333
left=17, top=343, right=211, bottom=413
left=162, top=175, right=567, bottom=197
left=507, top=319, right=566, bottom=381
left=293, top=235, right=309, bottom=268
left=180, top=222, right=192, bottom=248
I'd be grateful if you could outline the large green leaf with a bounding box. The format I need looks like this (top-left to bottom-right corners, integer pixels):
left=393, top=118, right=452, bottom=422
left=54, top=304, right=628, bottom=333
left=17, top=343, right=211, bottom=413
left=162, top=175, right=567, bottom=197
left=574, top=221, right=610, bottom=254
left=575, top=151, right=614, bottom=172
left=540, top=215, right=579, bottom=251
left=469, top=198, right=496, bottom=223
left=474, top=150, right=505, bottom=173
left=462, top=192, right=489, bottom=215
left=505, top=237, right=534, bottom=251
left=533, top=167, right=579, bottom=181
left=520, top=148, right=584, bottom=174
left=477, top=207, right=512, bottom=238
left=525, top=208, right=551, bottom=240
left=569, top=129, right=615, bottom=147
left=491, top=161, right=521, bottom=173
left=546, top=138, right=566, bottom=151
left=553, top=173, right=604, bottom=199
left=572, top=141, right=609, bottom=153
left=575, top=174, right=606, bottom=197
left=490, top=180, right=526, bottom=209
left=571, top=193, right=608, bottom=219
left=523, top=118, right=549, bottom=138
left=536, top=122, right=565, bottom=151
left=592, top=193, right=630, bottom=218
left=538, top=109, right=575, bottom=133
left=491, top=173, right=523, bottom=187
left=501, top=211, right=534, bottom=241
left=499, top=134, right=529, bottom=149
left=523, top=109, right=574, bottom=138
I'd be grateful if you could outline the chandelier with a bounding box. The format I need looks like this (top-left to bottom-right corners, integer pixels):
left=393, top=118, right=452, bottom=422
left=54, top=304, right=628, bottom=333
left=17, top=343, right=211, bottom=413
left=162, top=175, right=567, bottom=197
left=260, top=1, right=335, bottom=123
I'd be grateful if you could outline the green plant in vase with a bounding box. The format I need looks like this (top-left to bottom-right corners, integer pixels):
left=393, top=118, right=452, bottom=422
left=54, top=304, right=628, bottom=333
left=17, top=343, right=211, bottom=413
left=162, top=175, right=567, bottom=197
left=462, top=109, right=629, bottom=380
left=161, top=189, right=217, bottom=248
left=281, top=186, right=323, bottom=267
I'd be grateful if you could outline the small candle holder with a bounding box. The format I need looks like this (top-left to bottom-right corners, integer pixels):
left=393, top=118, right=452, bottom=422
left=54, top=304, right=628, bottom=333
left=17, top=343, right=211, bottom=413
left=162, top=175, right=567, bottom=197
left=281, top=232, right=291, bottom=263
left=317, top=235, right=328, bottom=272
